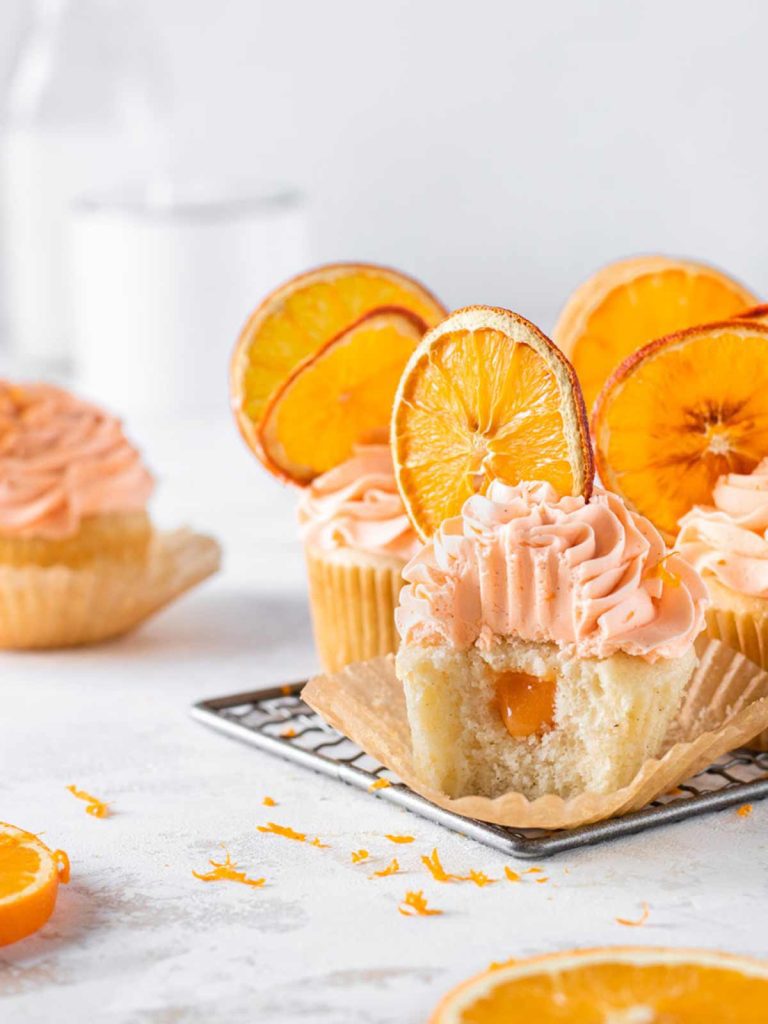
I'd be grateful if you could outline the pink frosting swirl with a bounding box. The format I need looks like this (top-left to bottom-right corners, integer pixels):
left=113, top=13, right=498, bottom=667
left=0, top=382, right=154, bottom=539
left=396, top=480, right=707, bottom=662
left=298, top=445, right=420, bottom=562
left=677, top=459, right=768, bottom=597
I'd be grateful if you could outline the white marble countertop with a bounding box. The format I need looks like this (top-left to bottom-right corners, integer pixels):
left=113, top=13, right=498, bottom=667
left=2, top=414, right=767, bottom=1023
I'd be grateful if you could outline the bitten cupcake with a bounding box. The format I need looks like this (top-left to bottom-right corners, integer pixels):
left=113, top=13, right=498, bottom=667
left=677, top=460, right=768, bottom=671
left=0, top=381, right=220, bottom=648
left=396, top=480, right=707, bottom=800
left=299, top=444, right=420, bottom=673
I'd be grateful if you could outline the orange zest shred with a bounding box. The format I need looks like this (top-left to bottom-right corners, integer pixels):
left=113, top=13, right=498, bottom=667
left=465, top=870, right=497, bottom=888
left=371, top=858, right=400, bottom=878
left=309, top=837, right=329, bottom=848
left=257, top=821, right=306, bottom=842
left=192, top=849, right=265, bottom=888
left=280, top=685, right=293, bottom=696
left=535, top=877, right=549, bottom=884
left=262, top=796, right=277, bottom=807
left=398, top=890, right=442, bottom=917
left=504, top=867, right=521, bottom=883
left=616, top=901, right=650, bottom=927
left=280, top=727, right=297, bottom=739
left=369, top=778, right=391, bottom=792
left=66, top=784, right=110, bottom=818
left=385, top=834, right=415, bottom=844
left=422, top=848, right=458, bottom=883
left=738, top=804, right=753, bottom=818
left=351, top=849, right=369, bottom=863
left=524, top=867, right=544, bottom=874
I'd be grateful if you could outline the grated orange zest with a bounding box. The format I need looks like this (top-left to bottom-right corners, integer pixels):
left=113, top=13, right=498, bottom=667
left=422, top=848, right=458, bottom=883
left=398, top=890, right=443, bottom=917
left=738, top=804, right=753, bottom=818
left=371, top=858, right=401, bottom=878
left=192, top=849, right=265, bottom=888
left=258, top=821, right=306, bottom=842
left=280, top=727, right=297, bottom=739
left=351, top=850, right=369, bottom=863
left=385, top=834, right=414, bottom=844
left=535, top=877, right=550, bottom=884
left=505, top=867, right=522, bottom=883
left=262, top=796, right=277, bottom=807
left=524, top=867, right=544, bottom=874
left=616, top=901, right=650, bottom=927
left=466, top=870, right=497, bottom=888
left=66, top=784, right=110, bottom=818
left=369, top=778, right=391, bottom=792
left=309, top=837, right=329, bottom=848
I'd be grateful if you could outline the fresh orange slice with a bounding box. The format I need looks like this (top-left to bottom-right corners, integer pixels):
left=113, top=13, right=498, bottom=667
left=259, top=306, right=427, bottom=483
left=231, top=262, right=446, bottom=456
left=734, top=303, right=768, bottom=325
left=554, top=255, right=757, bottom=410
left=593, top=321, right=768, bottom=540
left=392, top=306, right=593, bottom=539
left=0, top=822, right=70, bottom=946
left=430, top=947, right=768, bottom=1023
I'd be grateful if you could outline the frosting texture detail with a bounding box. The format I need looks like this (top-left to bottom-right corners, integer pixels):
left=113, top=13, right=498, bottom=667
left=397, top=480, right=707, bottom=661
left=677, top=459, right=768, bottom=598
left=298, top=445, right=420, bottom=562
left=0, top=383, right=154, bottom=538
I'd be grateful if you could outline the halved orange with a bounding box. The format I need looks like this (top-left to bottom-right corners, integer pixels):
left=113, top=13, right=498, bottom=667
left=593, top=321, right=768, bottom=540
left=259, top=306, right=427, bottom=483
left=0, top=822, right=70, bottom=946
left=430, top=947, right=768, bottom=1023
left=734, top=304, right=768, bottom=325
left=231, top=263, right=446, bottom=457
left=554, top=255, right=758, bottom=411
left=392, top=306, right=593, bottom=540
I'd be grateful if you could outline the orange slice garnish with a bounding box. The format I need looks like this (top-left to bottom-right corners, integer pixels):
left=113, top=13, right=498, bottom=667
left=429, top=947, right=768, bottom=1022
left=0, top=822, right=69, bottom=946
left=259, top=307, right=427, bottom=483
left=231, top=262, right=445, bottom=457
left=593, top=321, right=768, bottom=540
left=392, top=306, right=593, bottom=540
left=554, top=255, right=757, bottom=411
left=734, top=303, right=768, bottom=325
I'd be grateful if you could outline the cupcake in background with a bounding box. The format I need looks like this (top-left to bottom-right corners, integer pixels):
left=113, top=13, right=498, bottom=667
left=0, top=381, right=220, bottom=649
left=299, top=444, right=420, bottom=673
left=678, top=460, right=768, bottom=671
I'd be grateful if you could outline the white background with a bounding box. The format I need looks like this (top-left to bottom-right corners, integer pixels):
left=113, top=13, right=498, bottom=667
left=1, top=0, right=767, bottom=329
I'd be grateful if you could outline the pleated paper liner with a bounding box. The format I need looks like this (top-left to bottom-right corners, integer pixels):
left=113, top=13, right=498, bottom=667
left=703, top=605, right=768, bottom=751
left=304, top=548, right=403, bottom=673
left=302, top=634, right=768, bottom=830
left=0, top=528, right=221, bottom=649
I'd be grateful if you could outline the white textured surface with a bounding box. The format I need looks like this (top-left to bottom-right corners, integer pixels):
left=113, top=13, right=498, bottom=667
left=1, top=415, right=768, bottom=1023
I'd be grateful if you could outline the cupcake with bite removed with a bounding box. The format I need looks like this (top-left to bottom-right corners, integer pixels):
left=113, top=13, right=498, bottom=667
left=0, top=381, right=219, bottom=648
left=299, top=444, right=420, bottom=673
left=396, top=480, right=707, bottom=800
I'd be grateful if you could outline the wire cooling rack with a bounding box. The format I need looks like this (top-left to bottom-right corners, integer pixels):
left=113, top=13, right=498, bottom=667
left=191, top=681, right=768, bottom=858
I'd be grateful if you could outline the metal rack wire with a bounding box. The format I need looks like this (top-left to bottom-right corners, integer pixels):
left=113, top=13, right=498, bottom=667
left=191, top=681, right=768, bottom=858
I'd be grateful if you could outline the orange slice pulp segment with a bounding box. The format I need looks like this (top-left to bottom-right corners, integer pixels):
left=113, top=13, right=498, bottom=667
left=259, top=307, right=427, bottom=483
left=554, top=255, right=757, bottom=411
left=0, top=822, right=69, bottom=946
left=593, top=322, right=768, bottom=540
left=231, top=262, right=446, bottom=457
left=429, top=946, right=768, bottom=1023
left=392, top=306, right=593, bottom=540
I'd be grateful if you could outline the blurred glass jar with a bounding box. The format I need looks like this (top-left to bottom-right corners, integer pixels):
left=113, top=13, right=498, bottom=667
left=1, top=0, right=167, bottom=369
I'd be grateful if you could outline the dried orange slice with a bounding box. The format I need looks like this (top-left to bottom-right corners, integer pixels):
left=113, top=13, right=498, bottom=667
left=259, top=306, right=427, bottom=483
left=392, top=306, right=593, bottom=539
left=0, top=822, right=70, bottom=946
left=231, top=263, right=446, bottom=456
left=593, top=321, right=768, bottom=540
left=734, top=303, right=768, bottom=325
left=554, top=255, right=757, bottom=410
left=430, top=947, right=768, bottom=1023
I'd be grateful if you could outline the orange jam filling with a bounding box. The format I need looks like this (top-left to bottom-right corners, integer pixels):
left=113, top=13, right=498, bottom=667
left=494, top=671, right=557, bottom=738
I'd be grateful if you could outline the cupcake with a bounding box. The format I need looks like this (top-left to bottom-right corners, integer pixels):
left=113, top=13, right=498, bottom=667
left=299, top=444, right=421, bottom=673
left=395, top=480, right=707, bottom=800
left=0, top=381, right=220, bottom=648
left=677, top=459, right=768, bottom=671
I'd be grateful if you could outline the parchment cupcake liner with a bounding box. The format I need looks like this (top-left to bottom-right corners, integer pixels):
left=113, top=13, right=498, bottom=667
left=305, top=549, right=403, bottom=674
left=703, top=606, right=768, bottom=751
left=302, top=635, right=768, bottom=830
left=0, top=529, right=221, bottom=650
